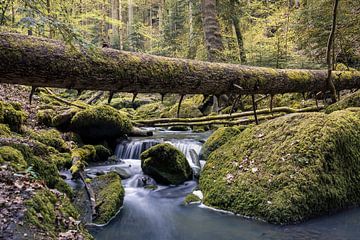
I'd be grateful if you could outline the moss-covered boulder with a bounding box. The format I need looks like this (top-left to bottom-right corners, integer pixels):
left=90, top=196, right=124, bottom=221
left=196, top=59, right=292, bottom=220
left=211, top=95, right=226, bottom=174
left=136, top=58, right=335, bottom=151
left=94, top=145, right=111, bottom=161
left=326, top=90, right=360, bottom=113
left=201, top=127, right=242, bottom=160
left=36, top=109, right=55, bottom=127
left=91, top=172, right=125, bottom=224
left=200, top=110, right=360, bottom=224
left=0, top=100, right=26, bottom=132
left=0, top=146, right=27, bottom=171
left=141, top=143, right=192, bottom=185
left=70, top=105, right=132, bottom=143
left=24, top=189, right=92, bottom=239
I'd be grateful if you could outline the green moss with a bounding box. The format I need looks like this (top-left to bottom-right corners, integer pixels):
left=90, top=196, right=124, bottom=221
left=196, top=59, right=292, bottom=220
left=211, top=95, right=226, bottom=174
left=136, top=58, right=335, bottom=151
left=141, top=143, right=192, bottom=185
left=201, top=127, right=242, bottom=160
left=25, top=189, right=79, bottom=237
left=136, top=102, right=166, bottom=119
left=36, top=109, right=55, bottom=127
left=94, top=145, right=112, bottom=161
left=70, top=105, right=132, bottom=143
left=29, top=129, right=68, bottom=152
left=70, top=145, right=96, bottom=174
left=91, top=172, right=125, bottom=224
left=0, top=100, right=26, bottom=132
left=184, top=193, right=201, bottom=205
left=162, top=98, right=204, bottom=118
left=0, top=123, right=11, bottom=137
left=200, top=110, right=360, bottom=224
left=326, top=91, right=360, bottom=113
left=0, top=146, right=27, bottom=171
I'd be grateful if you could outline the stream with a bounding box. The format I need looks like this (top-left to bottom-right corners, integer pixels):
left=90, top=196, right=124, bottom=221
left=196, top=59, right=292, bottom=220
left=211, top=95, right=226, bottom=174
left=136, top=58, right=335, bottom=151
left=83, top=129, right=360, bottom=240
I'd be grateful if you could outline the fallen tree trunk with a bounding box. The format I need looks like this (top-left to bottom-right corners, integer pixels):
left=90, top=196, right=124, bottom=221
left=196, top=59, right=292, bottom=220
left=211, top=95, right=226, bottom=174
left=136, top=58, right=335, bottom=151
left=148, top=113, right=285, bottom=128
left=135, top=106, right=324, bottom=126
left=1, top=33, right=360, bottom=95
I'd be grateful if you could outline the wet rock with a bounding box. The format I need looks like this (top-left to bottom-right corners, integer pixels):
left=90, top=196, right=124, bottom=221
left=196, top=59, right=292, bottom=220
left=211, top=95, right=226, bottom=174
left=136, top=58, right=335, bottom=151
left=110, top=166, right=131, bottom=179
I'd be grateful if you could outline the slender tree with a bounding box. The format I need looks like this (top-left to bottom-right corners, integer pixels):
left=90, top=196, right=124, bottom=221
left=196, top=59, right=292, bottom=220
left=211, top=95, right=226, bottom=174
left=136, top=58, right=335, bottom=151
left=326, top=0, right=340, bottom=103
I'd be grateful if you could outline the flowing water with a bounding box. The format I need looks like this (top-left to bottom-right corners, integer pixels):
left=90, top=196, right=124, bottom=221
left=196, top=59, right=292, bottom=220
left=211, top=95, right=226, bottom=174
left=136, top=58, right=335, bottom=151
left=88, top=129, right=360, bottom=240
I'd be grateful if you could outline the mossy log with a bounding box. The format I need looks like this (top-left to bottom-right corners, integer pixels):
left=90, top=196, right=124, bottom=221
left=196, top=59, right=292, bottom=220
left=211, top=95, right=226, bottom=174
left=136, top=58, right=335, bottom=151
left=147, top=114, right=284, bottom=128
left=135, top=106, right=323, bottom=127
left=1, top=33, right=360, bottom=95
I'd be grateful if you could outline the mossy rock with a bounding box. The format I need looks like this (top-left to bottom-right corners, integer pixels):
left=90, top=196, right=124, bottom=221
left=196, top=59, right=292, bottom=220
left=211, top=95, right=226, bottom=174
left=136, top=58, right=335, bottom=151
left=91, top=172, right=125, bottom=224
left=29, top=129, right=68, bottom=152
left=0, top=146, right=27, bottom=171
left=4, top=141, right=73, bottom=197
left=24, top=189, right=90, bottom=238
left=0, top=123, right=11, bottom=137
left=326, top=90, right=360, bottom=113
left=36, top=109, right=55, bottom=127
left=200, top=110, right=360, bottom=224
left=94, top=145, right=112, bottom=161
left=201, top=127, right=242, bottom=160
left=0, top=100, right=26, bottom=132
left=70, top=105, right=132, bottom=143
left=141, top=143, right=192, bottom=185
left=184, top=193, right=201, bottom=205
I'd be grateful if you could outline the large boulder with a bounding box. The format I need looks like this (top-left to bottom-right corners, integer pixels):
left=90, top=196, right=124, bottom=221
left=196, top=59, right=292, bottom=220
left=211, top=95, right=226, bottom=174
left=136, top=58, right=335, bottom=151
left=140, top=143, right=192, bottom=185
left=91, top=172, right=125, bottom=224
left=70, top=105, right=132, bottom=143
left=201, top=127, right=242, bottom=160
left=200, top=109, right=360, bottom=224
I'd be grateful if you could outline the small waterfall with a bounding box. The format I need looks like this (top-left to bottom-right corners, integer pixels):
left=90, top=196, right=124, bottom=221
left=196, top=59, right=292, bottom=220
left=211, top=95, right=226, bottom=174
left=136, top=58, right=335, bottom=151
left=115, top=138, right=203, bottom=173
left=115, top=140, right=160, bottom=160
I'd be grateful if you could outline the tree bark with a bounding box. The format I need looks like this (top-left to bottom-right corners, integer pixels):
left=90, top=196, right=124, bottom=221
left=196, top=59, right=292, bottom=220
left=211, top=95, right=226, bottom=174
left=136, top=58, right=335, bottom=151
left=201, top=0, right=224, bottom=62
left=0, top=33, right=360, bottom=95
left=326, top=0, right=340, bottom=103
left=230, top=0, right=246, bottom=64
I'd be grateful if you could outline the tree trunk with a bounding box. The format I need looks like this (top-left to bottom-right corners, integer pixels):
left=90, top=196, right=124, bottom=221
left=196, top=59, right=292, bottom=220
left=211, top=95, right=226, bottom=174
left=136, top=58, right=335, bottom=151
left=0, top=33, right=359, bottom=96
left=230, top=0, right=246, bottom=63
left=326, top=0, right=340, bottom=103
left=201, top=0, right=224, bottom=62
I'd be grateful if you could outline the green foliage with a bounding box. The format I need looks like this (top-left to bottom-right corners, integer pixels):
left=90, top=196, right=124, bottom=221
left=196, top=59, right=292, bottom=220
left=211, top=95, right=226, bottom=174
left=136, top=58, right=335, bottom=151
left=91, top=172, right=124, bottom=224
left=0, top=100, right=26, bottom=132
left=141, top=143, right=192, bottom=185
left=200, top=110, right=360, bottom=224
left=70, top=105, right=132, bottom=143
